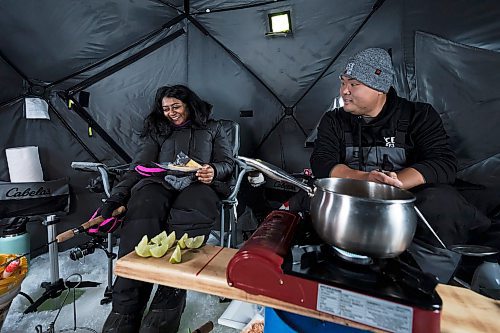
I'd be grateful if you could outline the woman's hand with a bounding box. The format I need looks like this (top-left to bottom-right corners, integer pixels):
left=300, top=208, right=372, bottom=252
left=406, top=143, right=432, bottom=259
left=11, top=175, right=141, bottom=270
left=196, top=164, right=215, bottom=184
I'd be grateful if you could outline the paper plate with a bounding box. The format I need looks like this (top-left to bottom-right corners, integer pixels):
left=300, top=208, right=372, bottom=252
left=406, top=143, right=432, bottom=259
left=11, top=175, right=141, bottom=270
left=154, top=162, right=200, bottom=173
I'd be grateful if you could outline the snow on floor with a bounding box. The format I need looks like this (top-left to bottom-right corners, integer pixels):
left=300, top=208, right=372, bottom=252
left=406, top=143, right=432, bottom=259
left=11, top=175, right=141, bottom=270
left=1, top=244, right=239, bottom=333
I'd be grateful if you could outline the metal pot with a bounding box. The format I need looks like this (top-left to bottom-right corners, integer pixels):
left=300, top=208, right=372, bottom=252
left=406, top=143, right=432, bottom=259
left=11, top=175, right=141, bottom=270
left=240, top=157, right=417, bottom=258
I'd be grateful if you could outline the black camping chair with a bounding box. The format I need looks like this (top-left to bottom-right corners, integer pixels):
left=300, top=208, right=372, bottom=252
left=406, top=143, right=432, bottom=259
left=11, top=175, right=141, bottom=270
left=68, top=162, right=128, bottom=305
left=212, top=120, right=253, bottom=248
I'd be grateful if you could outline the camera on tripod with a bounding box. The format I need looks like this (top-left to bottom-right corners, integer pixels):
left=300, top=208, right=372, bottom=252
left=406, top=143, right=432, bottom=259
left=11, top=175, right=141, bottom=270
left=69, top=237, right=104, bottom=261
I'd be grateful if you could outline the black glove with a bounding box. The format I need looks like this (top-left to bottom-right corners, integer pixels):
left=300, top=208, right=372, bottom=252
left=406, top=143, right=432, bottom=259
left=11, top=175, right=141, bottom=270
left=100, top=199, right=122, bottom=219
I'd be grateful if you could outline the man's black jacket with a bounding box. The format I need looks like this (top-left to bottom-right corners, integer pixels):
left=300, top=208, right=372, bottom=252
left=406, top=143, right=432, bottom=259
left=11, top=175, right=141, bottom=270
left=310, top=88, right=457, bottom=183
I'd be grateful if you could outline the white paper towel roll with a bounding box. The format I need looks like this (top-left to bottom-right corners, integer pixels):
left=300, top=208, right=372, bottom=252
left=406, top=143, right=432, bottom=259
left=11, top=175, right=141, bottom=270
left=5, top=146, right=44, bottom=182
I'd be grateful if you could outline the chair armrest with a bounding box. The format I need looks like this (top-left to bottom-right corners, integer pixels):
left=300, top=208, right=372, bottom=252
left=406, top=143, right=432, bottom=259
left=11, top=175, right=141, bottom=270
left=223, top=158, right=255, bottom=203
left=71, top=162, right=106, bottom=172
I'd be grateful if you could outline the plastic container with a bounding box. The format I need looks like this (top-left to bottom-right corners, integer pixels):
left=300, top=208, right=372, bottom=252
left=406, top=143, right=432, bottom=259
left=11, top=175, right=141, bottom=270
left=0, top=255, right=28, bottom=330
left=0, top=217, right=30, bottom=263
left=471, top=255, right=500, bottom=295
left=264, top=307, right=369, bottom=333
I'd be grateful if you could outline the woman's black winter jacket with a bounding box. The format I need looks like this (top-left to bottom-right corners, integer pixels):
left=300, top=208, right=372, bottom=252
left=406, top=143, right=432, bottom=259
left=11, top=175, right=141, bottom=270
left=110, top=119, right=234, bottom=203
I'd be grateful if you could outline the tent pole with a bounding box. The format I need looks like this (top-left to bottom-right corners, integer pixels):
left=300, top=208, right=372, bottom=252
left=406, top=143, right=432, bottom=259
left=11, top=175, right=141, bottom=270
left=48, top=14, right=187, bottom=89
left=66, top=29, right=185, bottom=96
left=193, top=0, right=287, bottom=15
left=57, top=93, right=131, bottom=163
left=187, top=15, right=287, bottom=108
left=0, top=50, right=31, bottom=83
left=46, top=98, right=101, bottom=162
left=292, top=0, right=388, bottom=108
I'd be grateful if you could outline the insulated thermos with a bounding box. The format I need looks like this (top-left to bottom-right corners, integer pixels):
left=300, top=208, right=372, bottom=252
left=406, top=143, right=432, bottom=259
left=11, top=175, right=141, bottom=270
left=471, top=255, right=500, bottom=297
left=0, top=217, right=30, bottom=263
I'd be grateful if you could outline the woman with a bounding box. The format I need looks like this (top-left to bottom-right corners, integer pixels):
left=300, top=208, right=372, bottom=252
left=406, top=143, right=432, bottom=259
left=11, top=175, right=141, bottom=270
left=102, top=85, right=234, bottom=333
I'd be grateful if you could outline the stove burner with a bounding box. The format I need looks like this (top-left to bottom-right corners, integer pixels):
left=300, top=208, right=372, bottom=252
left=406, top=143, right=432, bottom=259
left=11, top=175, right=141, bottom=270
left=332, top=246, right=373, bottom=265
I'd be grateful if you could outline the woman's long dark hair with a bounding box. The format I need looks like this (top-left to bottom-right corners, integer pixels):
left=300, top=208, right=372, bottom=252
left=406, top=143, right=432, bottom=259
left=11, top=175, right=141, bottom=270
left=142, top=85, right=212, bottom=138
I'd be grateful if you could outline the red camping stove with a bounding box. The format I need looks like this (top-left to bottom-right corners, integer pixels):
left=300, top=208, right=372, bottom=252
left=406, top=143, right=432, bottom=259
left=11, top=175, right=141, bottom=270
left=227, top=210, right=442, bottom=333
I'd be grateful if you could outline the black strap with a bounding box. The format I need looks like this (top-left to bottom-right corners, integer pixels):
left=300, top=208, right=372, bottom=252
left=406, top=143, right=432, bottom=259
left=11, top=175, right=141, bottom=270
left=340, top=115, right=354, bottom=147
left=395, top=107, right=411, bottom=147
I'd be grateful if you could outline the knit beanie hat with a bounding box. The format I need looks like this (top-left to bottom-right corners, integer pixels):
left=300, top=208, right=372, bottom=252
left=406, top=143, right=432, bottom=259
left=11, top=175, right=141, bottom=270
left=342, top=48, right=395, bottom=93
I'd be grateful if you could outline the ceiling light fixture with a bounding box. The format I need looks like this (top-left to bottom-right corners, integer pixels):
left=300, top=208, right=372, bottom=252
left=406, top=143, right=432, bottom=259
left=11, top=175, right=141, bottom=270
left=266, top=11, right=292, bottom=36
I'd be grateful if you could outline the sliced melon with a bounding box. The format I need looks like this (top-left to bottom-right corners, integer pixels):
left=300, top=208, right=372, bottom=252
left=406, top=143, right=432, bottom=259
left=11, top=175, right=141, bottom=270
left=150, top=231, right=167, bottom=245
left=184, top=235, right=205, bottom=249
left=178, top=233, right=189, bottom=249
left=164, top=231, right=176, bottom=249
left=169, top=244, right=182, bottom=264
left=135, top=235, right=152, bottom=257
left=149, top=241, right=168, bottom=258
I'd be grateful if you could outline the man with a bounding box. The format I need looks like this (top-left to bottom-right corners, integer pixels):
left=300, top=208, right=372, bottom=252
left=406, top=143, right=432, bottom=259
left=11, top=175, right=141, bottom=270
left=310, top=48, right=491, bottom=282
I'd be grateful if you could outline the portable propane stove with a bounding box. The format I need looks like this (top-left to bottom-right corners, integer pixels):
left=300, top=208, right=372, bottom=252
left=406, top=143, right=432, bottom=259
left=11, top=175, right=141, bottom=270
left=227, top=210, right=442, bottom=333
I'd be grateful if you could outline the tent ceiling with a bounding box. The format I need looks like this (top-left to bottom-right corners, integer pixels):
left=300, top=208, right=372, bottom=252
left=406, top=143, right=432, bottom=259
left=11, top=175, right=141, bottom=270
left=0, top=0, right=177, bottom=83
left=0, top=0, right=499, bottom=183
left=195, top=0, right=374, bottom=106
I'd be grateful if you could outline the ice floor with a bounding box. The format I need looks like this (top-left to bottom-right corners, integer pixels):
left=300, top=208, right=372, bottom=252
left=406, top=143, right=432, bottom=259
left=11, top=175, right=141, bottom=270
left=1, top=240, right=239, bottom=333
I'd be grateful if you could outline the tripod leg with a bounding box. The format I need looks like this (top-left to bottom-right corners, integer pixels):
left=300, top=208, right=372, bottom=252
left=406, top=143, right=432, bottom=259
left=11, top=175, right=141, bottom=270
left=24, top=294, right=53, bottom=314
left=107, top=233, right=114, bottom=291
left=23, top=279, right=66, bottom=314
left=44, top=215, right=60, bottom=283
left=100, top=233, right=114, bottom=305
left=66, top=281, right=101, bottom=288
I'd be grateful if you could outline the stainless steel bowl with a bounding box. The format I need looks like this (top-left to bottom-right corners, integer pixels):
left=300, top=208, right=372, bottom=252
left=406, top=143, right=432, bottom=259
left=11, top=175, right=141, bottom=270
left=310, top=178, right=417, bottom=258
left=239, top=157, right=417, bottom=258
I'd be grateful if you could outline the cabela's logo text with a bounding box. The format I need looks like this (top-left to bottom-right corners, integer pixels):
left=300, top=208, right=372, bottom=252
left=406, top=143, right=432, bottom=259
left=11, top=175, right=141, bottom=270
left=6, top=186, right=51, bottom=197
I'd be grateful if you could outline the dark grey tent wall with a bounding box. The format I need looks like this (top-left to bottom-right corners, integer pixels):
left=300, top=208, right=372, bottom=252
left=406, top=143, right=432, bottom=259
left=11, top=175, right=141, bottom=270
left=189, top=0, right=384, bottom=170
left=295, top=0, right=403, bottom=169
left=0, top=57, right=24, bottom=104
left=1, top=0, right=500, bottom=255
left=81, top=30, right=189, bottom=162
left=0, top=99, right=105, bottom=254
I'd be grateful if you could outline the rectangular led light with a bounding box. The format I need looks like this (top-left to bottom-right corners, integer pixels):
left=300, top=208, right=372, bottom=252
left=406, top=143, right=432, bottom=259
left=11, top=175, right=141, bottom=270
left=268, top=11, right=291, bottom=34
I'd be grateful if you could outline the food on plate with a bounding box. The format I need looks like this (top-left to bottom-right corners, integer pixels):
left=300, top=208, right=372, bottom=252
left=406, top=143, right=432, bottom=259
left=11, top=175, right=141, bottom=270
left=185, top=159, right=202, bottom=168
left=168, top=157, right=201, bottom=170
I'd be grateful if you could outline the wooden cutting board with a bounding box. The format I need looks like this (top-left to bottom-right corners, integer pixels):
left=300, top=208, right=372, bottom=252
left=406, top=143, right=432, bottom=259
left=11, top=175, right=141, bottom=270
left=436, top=283, right=500, bottom=333
left=115, top=245, right=500, bottom=333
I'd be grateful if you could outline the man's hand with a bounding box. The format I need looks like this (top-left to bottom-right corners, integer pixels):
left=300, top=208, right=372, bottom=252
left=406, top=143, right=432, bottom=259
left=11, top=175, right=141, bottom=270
left=367, top=170, right=403, bottom=188
left=196, top=164, right=215, bottom=184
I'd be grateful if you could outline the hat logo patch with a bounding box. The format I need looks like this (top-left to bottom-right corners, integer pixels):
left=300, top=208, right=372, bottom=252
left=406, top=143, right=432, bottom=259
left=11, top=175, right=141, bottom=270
left=375, top=68, right=382, bottom=75
left=345, top=62, right=354, bottom=75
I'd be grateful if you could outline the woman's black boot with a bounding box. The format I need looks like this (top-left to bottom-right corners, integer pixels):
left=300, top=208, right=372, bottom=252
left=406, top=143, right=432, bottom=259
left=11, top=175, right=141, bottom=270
left=139, top=287, right=187, bottom=333
left=102, top=310, right=142, bottom=333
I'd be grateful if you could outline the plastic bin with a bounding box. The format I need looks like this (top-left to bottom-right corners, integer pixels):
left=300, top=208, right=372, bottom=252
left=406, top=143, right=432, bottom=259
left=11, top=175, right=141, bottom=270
left=264, top=307, right=370, bottom=333
left=0, top=255, right=28, bottom=329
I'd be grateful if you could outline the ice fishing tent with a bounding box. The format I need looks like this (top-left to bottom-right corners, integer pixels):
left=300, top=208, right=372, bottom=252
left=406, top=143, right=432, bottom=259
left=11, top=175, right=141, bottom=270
left=1, top=0, right=500, bottom=252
